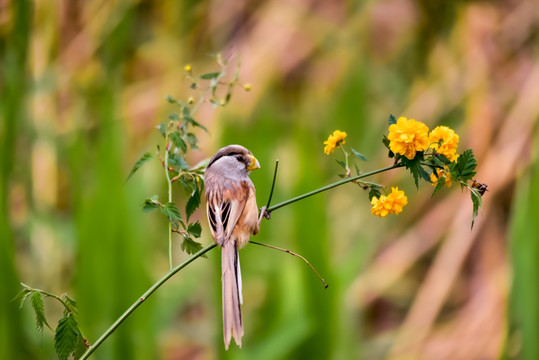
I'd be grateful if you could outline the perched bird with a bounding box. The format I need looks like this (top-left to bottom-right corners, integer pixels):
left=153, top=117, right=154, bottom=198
left=204, top=145, right=263, bottom=349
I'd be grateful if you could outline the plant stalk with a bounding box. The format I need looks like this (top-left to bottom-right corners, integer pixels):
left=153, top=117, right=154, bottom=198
left=79, top=243, right=217, bottom=360
left=267, top=163, right=402, bottom=213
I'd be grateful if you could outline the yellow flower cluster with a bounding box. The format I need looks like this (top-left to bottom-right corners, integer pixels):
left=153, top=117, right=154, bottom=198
left=370, top=187, right=408, bottom=217
left=388, top=117, right=430, bottom=160
left=428, top=126, right=459, bottom=162
left=323, top=130, right=347, bottom=155
left=430, top=167, right=452, bottom=187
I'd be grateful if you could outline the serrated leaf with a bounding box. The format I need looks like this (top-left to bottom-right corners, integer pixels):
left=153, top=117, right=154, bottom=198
left=168, top=153, right=189, bottom=170
left=54, top=315, right=79, bottom=360
left=418, top=165, right=431, bottom=182
left=73, top=333, right=89, bottom=359
left=142, top=198, right=160, bottom=213
left=186, top=189, right=200, bottom=221
left=351, top=148, right=368, bottom=161
left=187, top=221, right=202, bottom=238
left=31, top=291, right=50, bottom=332
left=161, top=202, right=183, bottom=227
left=181, top=237, right=204, bottom=255
left=400, top=153, right=425, bottom=189
left=388, top=114, right=397, bottom=126
left=451, top=149, right=477, bottom=182
left=126, top=153, right=152, bottom=182
left=170, top=131, right=187, bottom=153
left=13, top=287, right=32, bottom=309
left=63, top=294, right=78, bottom=317
left=200, top=72, right=220, bottom=80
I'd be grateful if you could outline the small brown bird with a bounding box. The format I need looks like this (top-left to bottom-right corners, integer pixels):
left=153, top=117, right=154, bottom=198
left=204, top=145, right=263, bottom=349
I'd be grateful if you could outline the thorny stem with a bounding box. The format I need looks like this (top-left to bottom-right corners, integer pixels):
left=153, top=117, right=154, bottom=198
left=82, top=161, right=403, bottom=359
left=79, top=243, right=218, bottom=360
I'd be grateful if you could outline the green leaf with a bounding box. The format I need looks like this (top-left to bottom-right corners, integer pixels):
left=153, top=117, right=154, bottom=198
left=470, top=187, right=482, bottom=229
left=351, top=148, right=368, bottom=161
left=158, top=122, right=166, bottom=137
left=190, top=82, right=197, bottom=89
left=399, top=153, right=426, bottom=189
left=431, top=176, right=445, bottom=197
left=382, top=135, right=394, bottom=158
left=368, top=185, right=382, bottom=201
left=181, top=237, right=204, bottom=255
left=126, top=153, right=152, bottom=182
left=187, top=221, right=202, bottom=238
left=13, top=286, right=32, bottom=309
left=437, top=153, right=451, bottom=165
left=170, top=131, right=187, bottom=153
left=186, top=133, right=199, bottom=150
left=200, top=72, right=220, bottom=80
left=73, top=333, right=88, bottom=360
left=189, top=118, right=208, bottom=133
left=450, top=149, right=477, bottom=182
left=142, top=198, right=160, bottom=213
left=169, top=113, right=179, bottom=121
left=388, top=114, right=397, bottom=126
left=165, top=94, right=177, bottom=103
left=54, top=315, right=79, bottom=360
left=336, top=160, right=346, bottom=169
left=168, top=153, right=189, bottom=170
left=63, top=294, right=78, bottom=317
left=31, top=291, right=50, bottom=332
left=186, top=188, right=201, bottom=221
left=161, top=202, right=183, bottom=227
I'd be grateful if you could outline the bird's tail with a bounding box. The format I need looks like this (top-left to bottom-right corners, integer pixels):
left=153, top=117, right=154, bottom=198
left=222, top=241, right=243, bottom=350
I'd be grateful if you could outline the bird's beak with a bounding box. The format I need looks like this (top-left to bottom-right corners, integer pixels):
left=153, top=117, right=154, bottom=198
left=247, top=154, right=260, bottom=171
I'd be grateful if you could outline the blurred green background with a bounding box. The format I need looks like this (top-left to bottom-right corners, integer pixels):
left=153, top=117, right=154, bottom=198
left=1, top=0, right=538, bottom=359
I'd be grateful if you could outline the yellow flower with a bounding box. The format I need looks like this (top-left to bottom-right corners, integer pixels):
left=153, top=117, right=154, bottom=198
left=430, top=167, right=452, bottom=187
left=388, top=117, right=429, bottom=160
left=429, top=126, right=459, bottom=162
left=243, top=83, right=252, bottom=91
left=323, top=130, right=347, bottom=155
left=184, top=64, right=192, bottom=72
left=371, top=187, right=408, bottom=217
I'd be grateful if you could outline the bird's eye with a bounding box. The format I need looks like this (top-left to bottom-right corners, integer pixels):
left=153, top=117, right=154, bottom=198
left=236, top=155, right=244, bottom=162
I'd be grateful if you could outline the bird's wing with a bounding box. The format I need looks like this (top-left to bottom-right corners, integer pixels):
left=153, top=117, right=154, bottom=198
left=207, top=181, right=251, bottom=246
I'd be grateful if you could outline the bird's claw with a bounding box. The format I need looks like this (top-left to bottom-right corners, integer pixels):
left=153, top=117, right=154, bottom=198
left=260, top=206, right=271, bottom=220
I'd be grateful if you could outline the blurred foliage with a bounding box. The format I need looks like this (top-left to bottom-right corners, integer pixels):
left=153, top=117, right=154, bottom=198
left=2, top=0, right=538, bottom=359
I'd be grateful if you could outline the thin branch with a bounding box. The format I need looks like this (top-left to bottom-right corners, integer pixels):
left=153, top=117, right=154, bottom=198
left=79, top=243, right=217, bottom=360
left=250, top=241, right=328, bottom=288
left=265, top=159, right=279, bottom=209
left=267, top=163, right=403, bottom=213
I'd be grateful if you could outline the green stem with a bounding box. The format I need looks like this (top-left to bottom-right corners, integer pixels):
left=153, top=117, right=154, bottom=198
left=267, top=163, right=402, bottom=213
left=265, top=160, right=279, bottom=209
left=79, top=243, right=217, bottom=360
left=164, top=133, right=173, bottom=270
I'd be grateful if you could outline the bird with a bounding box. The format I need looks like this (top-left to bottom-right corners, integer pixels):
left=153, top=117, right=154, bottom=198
left=204, top=144, right=264, bottom=349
